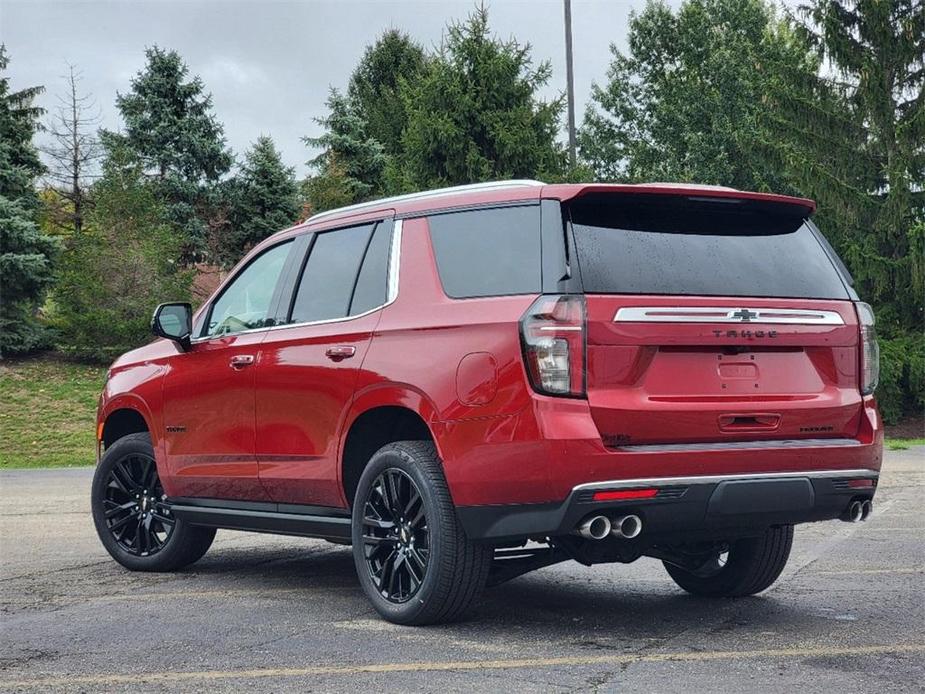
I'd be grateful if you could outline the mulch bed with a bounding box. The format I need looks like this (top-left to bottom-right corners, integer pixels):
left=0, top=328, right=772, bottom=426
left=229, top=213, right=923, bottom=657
left=884, top=414, right=924, bottom=439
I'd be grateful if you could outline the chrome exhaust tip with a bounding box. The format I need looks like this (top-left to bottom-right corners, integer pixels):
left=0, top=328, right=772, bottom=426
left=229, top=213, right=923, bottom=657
left=860, top=500, right=872, bottom=521
left=576, top=515, right=612, bottom=540
left=846, top=500, right=863, bottom=523
left=610, top=514, right=643, bottom=539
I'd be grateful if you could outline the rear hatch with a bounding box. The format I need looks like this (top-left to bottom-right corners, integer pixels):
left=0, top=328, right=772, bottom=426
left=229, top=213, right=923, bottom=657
left=568, top=192, right=862, bottom=447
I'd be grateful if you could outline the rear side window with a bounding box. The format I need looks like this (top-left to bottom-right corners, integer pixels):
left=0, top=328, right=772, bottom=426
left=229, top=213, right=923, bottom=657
left=570, top=194, right=850, bottom=299
left=350, top=220, right=393, bottom=316
left=428, top=205, right=541, bottom=298
left=290, top=224, right=375, bottom=323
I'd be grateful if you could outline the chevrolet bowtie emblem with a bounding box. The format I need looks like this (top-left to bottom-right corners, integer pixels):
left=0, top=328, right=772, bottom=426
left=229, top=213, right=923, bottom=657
left=731, top=309, right=759, bottom=322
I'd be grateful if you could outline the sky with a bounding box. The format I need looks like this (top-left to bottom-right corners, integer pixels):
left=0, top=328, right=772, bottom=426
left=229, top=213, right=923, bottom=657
left=2, top=0, right=681, bottom=177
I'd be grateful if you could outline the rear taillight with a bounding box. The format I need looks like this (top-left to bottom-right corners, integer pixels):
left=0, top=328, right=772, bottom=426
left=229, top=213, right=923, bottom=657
left=520, top=294, right=586, bottom=397
left=856, top=302, right=879, bottom=395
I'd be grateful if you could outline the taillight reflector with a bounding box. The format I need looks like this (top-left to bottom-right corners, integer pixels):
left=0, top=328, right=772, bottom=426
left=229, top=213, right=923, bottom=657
left=592, top=488, right=659, bottom=502
left=520, top=294, right=586, bottom=397
left=847, top=479, right=874, bottom=489
left=856, top=302, right=879, bottom=395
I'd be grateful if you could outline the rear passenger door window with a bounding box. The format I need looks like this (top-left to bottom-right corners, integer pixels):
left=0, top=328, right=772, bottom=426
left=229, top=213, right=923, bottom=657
left=349, top=221, right=393, bottom=316
left=289, top=220, right=393, bottom=324
left=428, top=205, right=541, bottom=298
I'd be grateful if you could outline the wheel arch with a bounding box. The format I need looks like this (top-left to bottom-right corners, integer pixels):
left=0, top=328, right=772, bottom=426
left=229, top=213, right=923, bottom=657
left=339, top=385, right=444, bottom=507
left=99, top=394, right=158, bottom=454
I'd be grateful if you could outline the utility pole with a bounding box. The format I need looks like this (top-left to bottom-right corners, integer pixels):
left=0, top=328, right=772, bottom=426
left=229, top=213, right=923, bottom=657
left=564, top=0, right=577, bottom=169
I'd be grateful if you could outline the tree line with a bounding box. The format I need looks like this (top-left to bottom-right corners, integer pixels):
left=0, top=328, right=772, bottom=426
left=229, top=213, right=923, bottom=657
left=1, top=0, right=922, bottom=422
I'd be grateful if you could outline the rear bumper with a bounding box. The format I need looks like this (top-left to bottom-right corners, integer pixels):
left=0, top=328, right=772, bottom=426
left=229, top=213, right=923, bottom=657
left=440, top=395, right=883, bottom=508
left=457, top=468, right=880, bottom=542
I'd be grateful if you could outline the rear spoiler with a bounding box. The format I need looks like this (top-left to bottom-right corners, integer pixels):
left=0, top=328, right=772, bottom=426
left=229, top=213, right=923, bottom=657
left=544, top=183, right=816, bottom=218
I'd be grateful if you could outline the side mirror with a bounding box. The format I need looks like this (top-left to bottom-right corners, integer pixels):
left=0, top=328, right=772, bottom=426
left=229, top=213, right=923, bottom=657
left=152, top=302, right=192, bottom=351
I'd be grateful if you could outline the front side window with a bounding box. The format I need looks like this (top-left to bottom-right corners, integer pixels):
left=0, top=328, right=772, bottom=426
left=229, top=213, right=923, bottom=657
left=205, top=240, right=292, bottom=337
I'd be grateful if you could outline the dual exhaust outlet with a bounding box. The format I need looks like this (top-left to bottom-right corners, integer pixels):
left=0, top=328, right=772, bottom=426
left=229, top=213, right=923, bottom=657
left=576, top=513, right=642, bottom=540
left=843, top=499, right=873, bottom=523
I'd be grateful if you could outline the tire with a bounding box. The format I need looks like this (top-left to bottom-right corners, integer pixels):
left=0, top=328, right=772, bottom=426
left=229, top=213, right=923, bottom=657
left=662, top=525, right=794, bottom=597
left=351, top=441, right=492, bottom=625
left=91, top=432, right=215, bottom=572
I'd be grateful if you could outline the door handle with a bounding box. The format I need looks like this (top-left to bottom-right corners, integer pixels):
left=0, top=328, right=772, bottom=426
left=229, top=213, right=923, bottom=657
left=325, top=345, right=356, bottom=362
left=229, top=354, right=255, bottom=369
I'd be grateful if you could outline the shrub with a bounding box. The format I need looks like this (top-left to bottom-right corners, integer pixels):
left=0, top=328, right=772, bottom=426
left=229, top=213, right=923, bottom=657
left=49, top=144, right=192, bottom=362
left=877, top=332, right=925, bottom=424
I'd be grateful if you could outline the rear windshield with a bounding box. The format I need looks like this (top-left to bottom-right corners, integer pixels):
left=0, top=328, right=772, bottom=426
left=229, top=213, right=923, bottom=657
left=569, top=194, right=850, bottom=299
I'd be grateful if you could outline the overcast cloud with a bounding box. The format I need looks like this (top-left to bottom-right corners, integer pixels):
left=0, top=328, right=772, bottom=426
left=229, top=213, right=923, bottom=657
left=3, top=0, right=685, bottom=177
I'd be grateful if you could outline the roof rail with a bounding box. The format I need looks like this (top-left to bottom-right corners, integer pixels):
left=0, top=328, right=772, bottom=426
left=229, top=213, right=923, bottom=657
left=306, top=179, right=546, bottom=224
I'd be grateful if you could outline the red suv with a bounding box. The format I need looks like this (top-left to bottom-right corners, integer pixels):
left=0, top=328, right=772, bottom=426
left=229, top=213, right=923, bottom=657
left=92, top=180, right=882, bottom=624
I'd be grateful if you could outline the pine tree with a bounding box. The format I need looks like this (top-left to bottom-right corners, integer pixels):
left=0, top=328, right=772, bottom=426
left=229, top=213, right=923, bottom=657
left=0, top=46, right=59, bottom=355
left=304, top=89, right=387, bottom=208
left=789, top=0, right=925, bottom=420
left=224, top=135, right=300, bottom=263
left=347, top=29, right=427, bottom=167
left=109, top=46, right=232, bottom=260
left=400, top=6, right=565, bottom=188
left=793, top=0, right=924, bottom=330
left=579, top=0, right=815, bottom=192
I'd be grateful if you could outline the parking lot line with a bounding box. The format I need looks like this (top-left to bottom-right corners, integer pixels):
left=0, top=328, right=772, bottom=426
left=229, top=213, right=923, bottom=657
left=4, top=643, right=923, bottom=688
left=810, top=567, right=924, bottom=576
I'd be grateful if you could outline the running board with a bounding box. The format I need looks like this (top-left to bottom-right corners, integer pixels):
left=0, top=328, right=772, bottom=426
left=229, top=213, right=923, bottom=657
left=168, top=498, right=352, bottom=541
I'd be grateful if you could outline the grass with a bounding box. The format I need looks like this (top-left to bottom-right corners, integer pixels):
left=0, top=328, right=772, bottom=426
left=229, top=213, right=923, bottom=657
left=0, top=356, right=107, bottom=468
left=886, top=438, right=925, bottom=451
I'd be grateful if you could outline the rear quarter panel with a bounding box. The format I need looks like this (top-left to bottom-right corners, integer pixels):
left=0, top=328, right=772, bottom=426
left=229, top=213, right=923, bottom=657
left=348, top=216, right=544, bottom=504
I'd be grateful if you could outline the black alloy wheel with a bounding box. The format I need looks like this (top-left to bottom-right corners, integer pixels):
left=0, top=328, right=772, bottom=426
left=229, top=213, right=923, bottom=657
left=102, top=452, right=174, bottom=556
left=92, top=432, right=215, bottom=572
left=361, top=468, right=430, bottom=603
left=662, top=525, right=794, bottom=597
left=350, top=441, right=492, bottom=625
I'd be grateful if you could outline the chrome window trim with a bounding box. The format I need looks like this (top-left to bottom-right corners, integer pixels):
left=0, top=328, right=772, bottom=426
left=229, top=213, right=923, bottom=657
left=191, top=219, right=402, bottom=344
left=387, top=218, right=402, bottom=302
left=572, top=467, right=879, bottom=493
left=613, top=306, right=845, bottom=325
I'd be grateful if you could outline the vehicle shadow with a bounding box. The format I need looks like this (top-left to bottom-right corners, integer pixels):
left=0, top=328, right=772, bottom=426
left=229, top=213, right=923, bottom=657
left=185, top=542, right=822, bottom=641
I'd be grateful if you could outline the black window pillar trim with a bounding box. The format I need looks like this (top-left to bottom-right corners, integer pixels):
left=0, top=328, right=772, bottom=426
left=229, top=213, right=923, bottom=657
left=540, top=198, right=583, bottom=294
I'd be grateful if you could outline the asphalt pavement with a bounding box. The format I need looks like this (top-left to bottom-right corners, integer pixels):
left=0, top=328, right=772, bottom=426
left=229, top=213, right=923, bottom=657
left=1, top=448, right=923, bottom=692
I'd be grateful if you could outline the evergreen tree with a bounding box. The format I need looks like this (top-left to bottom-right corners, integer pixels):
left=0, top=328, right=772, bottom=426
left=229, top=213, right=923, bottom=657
left=347, top=30, right=427, bottom=161
left=792, top=0, right=924, bottom=330
left=304, top=89, right=387, bottom=208
left=303, top=31, right=426, bottom=209
left=400, top=6, right=565, bottom=188
left=789, top=0, right=925, bottom=420
left=0, top=46, right=59, bottom=355
left=579, top=0, right=814, bottom=191
left=302, top=153, right=360, bottom=214
left=224, top=135, right=300, bottom=264
left=109, top=46, right=232, bottom=260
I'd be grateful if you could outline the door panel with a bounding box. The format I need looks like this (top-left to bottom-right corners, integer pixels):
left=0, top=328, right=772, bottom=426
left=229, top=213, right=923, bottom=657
left=162, top=238, right=297, bottom=500
left=163, top=332, right=269, bottom=499
left=256, top=220, right=394, bottom=507
left=256, top=315, right=379, bottom=506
